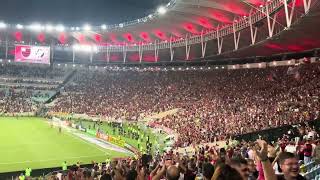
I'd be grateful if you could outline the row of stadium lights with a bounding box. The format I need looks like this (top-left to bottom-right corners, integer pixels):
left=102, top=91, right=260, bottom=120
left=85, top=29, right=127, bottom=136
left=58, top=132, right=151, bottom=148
left=0, top=6, right=168, bottom=32
left=56, top=64, right=226, bottom=71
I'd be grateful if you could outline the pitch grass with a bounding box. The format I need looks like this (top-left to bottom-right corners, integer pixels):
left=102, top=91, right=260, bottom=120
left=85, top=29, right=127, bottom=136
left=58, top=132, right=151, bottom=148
left=0, top=117, right=129, bottom=173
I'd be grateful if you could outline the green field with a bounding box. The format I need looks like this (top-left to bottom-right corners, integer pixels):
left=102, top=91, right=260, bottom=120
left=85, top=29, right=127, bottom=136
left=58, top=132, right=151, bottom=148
left=0, top=117, right=129, bottom=173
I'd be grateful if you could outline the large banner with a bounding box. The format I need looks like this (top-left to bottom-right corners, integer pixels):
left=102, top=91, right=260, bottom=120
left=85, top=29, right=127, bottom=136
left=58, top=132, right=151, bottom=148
left=15, top=45, right=50, bottom=64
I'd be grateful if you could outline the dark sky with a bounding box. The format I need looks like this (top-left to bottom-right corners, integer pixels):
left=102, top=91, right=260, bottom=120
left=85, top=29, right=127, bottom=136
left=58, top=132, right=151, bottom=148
left=0, top=0, right=170, bottom=25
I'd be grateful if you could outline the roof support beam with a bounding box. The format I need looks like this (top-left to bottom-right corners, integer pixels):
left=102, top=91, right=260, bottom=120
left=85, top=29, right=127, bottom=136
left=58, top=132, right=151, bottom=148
left=265, top=4, right=278, bottom=38
left=72, top=48, right=75, bottom=63
left=283, top=0, right=297, bottom=28
left=106, top=46, right=110, bottom=63
left=303, top=0, right=312, bottom=13
left=233, top=22, right=241, bottom=51
left=249, top=10, right=258, bottom=45
left=217, top=26, right=223, bottom=54
left=201, top=30, right=207, bottom=58
left=154, top=40, right=159, bottom=62
left=185, top=34, right=191, bottom=60
left=170, top=36, right=175, bottom=62
left=138, top=42, right=143, bottom=63
left=123, top=45, right=127, bottom=63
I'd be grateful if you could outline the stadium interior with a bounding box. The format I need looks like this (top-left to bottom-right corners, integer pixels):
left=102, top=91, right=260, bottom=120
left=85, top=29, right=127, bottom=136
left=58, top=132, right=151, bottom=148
left=0, top=0, right=320, bottom=179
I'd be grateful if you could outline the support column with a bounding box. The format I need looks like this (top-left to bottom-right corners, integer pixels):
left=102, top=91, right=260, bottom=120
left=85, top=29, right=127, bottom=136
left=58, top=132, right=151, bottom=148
left=169, top=36, right=174, bottom=62
left=72, top=48, right=75, bottom=63
left=51, top=45, right=54, bottom=63
left=106, top=46, right=110, bottom=63
left=303, top=0, right=312, bottom=13
left=265, top=4, right=278, bottom=38
left=201, top=30, right=207, bottom=58
left=248, top=9, right=258, bottom=45
left=123, top=45, right=127, bottom=64
left=185, top=34, right=191, bottom=60
left=283, top=0, right=297, bottom=28
left=5, top=34, right=8, bottom=59
left=138, top=42, right=143, bottom=63
left=154, top=40, right=159, bottom=62
left=217, top=27, right=223, bottom=55
left=90, top=51, right=93, bottom=64
left=233, top=22, right=241, bottom=51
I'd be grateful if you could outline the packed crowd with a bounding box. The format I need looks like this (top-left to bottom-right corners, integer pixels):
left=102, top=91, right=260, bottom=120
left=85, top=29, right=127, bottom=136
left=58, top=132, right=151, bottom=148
left=0, top=89, right=34, bottom=113
left=51, top=62, right=320, bottom=147
left=42, top=123, right=320, bottom=180
left=0, top=89, right=54, bottom=113
left=0, top=64, right=67, bottom=79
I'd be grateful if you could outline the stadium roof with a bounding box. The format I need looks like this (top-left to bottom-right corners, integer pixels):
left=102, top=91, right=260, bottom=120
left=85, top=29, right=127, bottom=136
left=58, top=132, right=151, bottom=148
left=0, top=0, right=319, bottom=63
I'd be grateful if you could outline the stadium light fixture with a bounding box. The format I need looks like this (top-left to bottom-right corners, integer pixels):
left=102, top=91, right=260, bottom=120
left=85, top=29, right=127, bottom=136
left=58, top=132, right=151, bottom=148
left=73, top=44, right=98, bottom=52
left=75, top=27, right=80, bottom=31
left=157, top=6, right=167, bottom=14
left=56, top=24, right=65, bottom=32
left=93, top=46, right=98, bottom=52
left=45, top=24, right=53, bottom=32
left=16, top=24, right=24, bottom=29
left=101, top=24, right=107, bottom=30
left=83, top=24, right=91, bottom=31
left=0, top=22, right=7, bottom=29
left=29, top=23, right=44, bottom=31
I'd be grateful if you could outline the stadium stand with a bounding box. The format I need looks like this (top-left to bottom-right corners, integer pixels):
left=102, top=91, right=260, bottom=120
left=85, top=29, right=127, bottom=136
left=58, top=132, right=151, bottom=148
left=0, top=61, right=318, bottom=180
left=50, top=62, right=320, bottom=148
left=0, top=0, right=319, bottom=178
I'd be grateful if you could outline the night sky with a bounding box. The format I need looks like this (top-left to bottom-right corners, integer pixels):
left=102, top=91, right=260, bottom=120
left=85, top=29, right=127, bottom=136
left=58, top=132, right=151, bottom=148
left=0, top=0, right=170, bottom=25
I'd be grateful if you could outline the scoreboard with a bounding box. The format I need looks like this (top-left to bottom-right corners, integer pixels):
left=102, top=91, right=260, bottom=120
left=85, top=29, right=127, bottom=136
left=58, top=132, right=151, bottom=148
left=14, top=45, right=50, bottom=64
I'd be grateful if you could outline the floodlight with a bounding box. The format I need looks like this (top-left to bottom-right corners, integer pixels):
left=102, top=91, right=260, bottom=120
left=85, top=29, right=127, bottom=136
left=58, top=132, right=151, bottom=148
left=157, top=6, right=167, bottom=14
left=0, top=22, right=7, bottom=29
left=56, top=24, right=65, bottom=32
left=16, top=24, right=24, bottom=29
left=101, top=24, right=107, bottom=30
left=45, top=24, right=53, bottom=32
left=83, top=24, right=91, bottom=31
left=29, top=23, right=43, bottom=31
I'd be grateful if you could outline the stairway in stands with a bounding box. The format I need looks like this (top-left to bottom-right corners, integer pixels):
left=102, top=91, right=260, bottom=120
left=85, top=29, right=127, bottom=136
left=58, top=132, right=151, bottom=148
left=36, top=69, right=77, bottom=116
